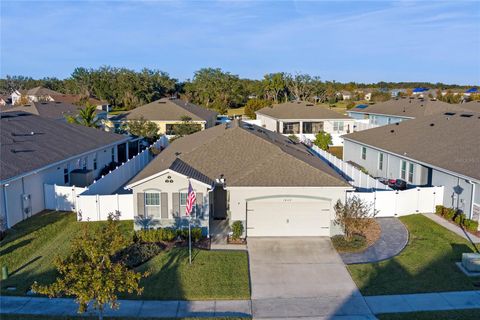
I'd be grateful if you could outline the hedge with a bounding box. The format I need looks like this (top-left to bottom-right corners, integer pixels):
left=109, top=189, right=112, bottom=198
left=135, top=227, right=204, bottom=243
left=435, top=205, right=479, bottom=233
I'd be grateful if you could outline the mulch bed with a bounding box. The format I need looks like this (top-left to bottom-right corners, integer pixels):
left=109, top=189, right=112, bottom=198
left=363, top=218, right=382, bottom=247
left=227, top=236, right=247, bottom=245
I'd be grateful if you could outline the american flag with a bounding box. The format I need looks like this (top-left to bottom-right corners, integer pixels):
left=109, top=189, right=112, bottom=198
left=185, top=181, right=196, bottom=216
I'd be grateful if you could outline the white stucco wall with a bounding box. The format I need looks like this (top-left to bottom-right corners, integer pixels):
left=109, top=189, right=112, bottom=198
left=130, top=170, right=210, bottom=229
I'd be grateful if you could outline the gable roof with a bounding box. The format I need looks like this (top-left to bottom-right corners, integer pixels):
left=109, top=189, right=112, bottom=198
left=256, top=101, right=350, bottom=120
left=128, top=120, right=350, bottom=188
left=113, top=98, right=218, bottom=122
left=25, top=86, right=63, bottom=96
left=343, top=112, right=480, bottom=181
left=2, top=101, right=103, bottom=120
left=348, top=98, right=468, bottom=119
left=51, top=94, right=107, bottom=106
left=0, top=112, right=129, bottom=182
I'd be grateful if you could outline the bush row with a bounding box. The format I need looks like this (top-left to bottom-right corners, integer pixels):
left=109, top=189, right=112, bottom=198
left=435, top=205, right=479, bottom=233
left=113, top=242, right=164, bottom=269
left=135, top=227, right=204, bottom=243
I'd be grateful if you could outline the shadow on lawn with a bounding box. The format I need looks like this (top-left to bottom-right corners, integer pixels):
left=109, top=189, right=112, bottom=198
left=0, top=239, right=33, bottom=256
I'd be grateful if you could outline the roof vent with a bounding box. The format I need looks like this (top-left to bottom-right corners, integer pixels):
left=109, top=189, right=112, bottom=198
left=390, top=129, right=395, bottom=133
left=460, top=114, right=473, bottom=118
left=430, top=123, right=435, bottom=127
left=306, top=103, right=314, bottom=106
left=55, top=101, right=61, bottom=104
left=395, top=122, right=400, bottom=125
left=41, top=102, right=47, bottom=105
left=444, top=112, right=456, bottom=116
left=158, top=101, right=166, bottom=104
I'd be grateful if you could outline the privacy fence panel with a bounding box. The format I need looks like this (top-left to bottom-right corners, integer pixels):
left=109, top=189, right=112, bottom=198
left=347, top=186, right=444, bottom=217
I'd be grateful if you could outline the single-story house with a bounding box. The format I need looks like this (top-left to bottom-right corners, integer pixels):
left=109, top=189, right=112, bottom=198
left=11, top=86, right=64, bottom=105
left=111, top=98, right=218, bottom=136
left=2, top=101, right=107, bottom=122
left=342, top=112, right=480, bottom=227
left=347, top=97, right=469, bottom=126
left=52, top=94, right=112, bottom=112
left=255, top=101, right=355, bottom=146
left=464, top=87, right=478, bottom=97
left=126, top=120, right=352, bottom=237
left=0, top=112, right=131, bottom=228
left=337, top=90, right=352, bottom=100
left=389, top=89, right=406, bottom=98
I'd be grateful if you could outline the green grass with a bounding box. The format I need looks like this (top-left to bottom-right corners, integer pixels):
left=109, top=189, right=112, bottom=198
left=0, top=211, right=133, bottom=296
left=348, top=214, right=480, bottom=295
left=0, top=211, right=250, bottom=300
left=377, top=309, right=480, bottom=320
left=131, top=248, right=250, bottom=300
left=0, top=316, right=249, bottom=320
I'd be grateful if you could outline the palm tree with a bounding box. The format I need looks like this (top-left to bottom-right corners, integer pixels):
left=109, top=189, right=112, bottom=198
left=66, top=103, right=101, bottom=128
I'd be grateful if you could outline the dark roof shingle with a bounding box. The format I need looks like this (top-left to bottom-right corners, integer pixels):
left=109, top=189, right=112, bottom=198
left=256, top=101, right=350, bottom=120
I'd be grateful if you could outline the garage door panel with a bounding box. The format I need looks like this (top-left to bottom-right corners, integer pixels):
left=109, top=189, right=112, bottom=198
left=247, top=200, right=331, bottom=237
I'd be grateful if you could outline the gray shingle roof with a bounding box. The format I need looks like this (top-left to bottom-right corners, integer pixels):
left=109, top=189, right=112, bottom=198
left=128, top=120, right=350, bottom=188
left=256, top=101, right=350, bottom=120
left=113, top=98, right=218, bottom=122
left=2, top=101, right=102, bottom=120
left=343, top=112, right=480, bottom=181
left=349, top=98, right=468, bottom=118
left=26, top=86, right=63, bottom=96
left=1, top=112, right=129, bottom=182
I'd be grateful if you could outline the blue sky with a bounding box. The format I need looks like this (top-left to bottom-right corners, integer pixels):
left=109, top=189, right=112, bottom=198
left=1, top=0, right=479, bottom=84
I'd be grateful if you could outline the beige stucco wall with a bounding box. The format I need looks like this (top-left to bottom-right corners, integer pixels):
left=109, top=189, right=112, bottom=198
left=154, top=120, right=206, bottom=135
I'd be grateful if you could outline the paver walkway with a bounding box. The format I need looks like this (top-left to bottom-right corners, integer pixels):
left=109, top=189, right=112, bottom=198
left=341, top=218, right=409, bottom=265
left=423, top=213, right=480, bottom=245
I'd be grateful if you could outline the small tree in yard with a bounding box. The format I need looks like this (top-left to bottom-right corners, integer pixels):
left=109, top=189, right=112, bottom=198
left=334, top=196, right=377, bottom=240
left=32, top=213, right=147, bottom=320
left=125, top=117, right=159, bottom=142
left=313, top=131, right=332, bottom=151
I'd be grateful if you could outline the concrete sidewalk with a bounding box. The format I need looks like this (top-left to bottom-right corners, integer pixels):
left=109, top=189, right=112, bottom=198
left=423, top=213, right=480, bottom=244
left=0, top=296, right=252, bottom=318
left=365, top=290, right=480, bottom=314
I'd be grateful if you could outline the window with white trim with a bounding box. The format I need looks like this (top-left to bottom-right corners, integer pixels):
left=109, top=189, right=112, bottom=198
left=378, top=153, right=384, bottom=170
left=333, top=121, right=344, bottom=132
left=401, top=160, right=407, bottom=180
left=408, top=163, right=415, bottom=183
left=179, top=192, right=188, bottom=216
left=144, top=192, right=161, bottom=217
left=361, top=147, right=367, bottom=160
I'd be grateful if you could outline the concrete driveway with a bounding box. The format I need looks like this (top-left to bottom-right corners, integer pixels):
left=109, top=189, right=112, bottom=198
left=248, top=238, right=374, bottom=319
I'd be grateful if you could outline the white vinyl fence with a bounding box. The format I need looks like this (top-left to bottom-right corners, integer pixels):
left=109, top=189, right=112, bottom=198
left=347, top=186, right=444, bottom=217
left=44, top=184, right=88, bottom=211
left=310, top=145, right=391, bottom=191
left=82, top=135, right=169, bottom=195
left=44, top=136, right=169, bottom=222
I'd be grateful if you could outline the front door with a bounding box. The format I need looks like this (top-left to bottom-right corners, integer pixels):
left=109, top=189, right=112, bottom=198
left=213, top=186, right=227, bottom=220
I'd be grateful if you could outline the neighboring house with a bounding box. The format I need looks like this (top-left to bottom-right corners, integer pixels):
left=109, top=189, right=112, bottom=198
left=464, top=87, right=478, bottom=97
left=338, top=90, right=352, bottom=100
left=390, top=88, right=406, bottom=97
left=342, top=112, right=480, bottom=224
left=0, top=112, right=131, bottom=228
left=2, top=101, right=107, bottom=122
left=126, top=120, right=351, bottom=237
left=11, top=86, right=64, bottom=105
left=111, top=98, right=218, bottom=136
left=255, top=101, right=355, bottom=146
left=52, top=94, right=112, bottom=112
left=0, top=94, right=11, bottom=107
left=356, top=88, right=376, bottom=101
left=347, top=97, right=468, bottom=126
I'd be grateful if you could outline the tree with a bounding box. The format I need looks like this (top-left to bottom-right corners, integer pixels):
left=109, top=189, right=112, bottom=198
left=15, top=94, right=30, bottom=106
left=263, top=73, right=287, bottom=103
left=125, top=117, right=160, bottom=141
left=313, top=131, right=332, bottom=150
left=66, top=103, right=101, bottom=128
left=174, top=116, right=202, bottom=137
left=370, top=91, right=391, bottom=103
left=244, top=99, right=272, bottom=119
left=334, top=196, right=377, bottom=240
left=32, top=213, right=146, bottom=320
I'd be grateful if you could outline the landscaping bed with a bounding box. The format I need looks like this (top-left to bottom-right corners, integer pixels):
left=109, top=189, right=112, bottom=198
left=435, top=205, right=480, bottom=237
left=0, top=211, right=250, bottom=300
left=332, top=218, right=381, bottom=253
left=348, top=214, right=480, bottom=296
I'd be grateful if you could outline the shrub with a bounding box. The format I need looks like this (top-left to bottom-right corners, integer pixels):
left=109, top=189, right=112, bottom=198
left=191, top=227, right=203, bottom=242
left=288, top=134, right=299, bottom=143
left=453, top=212, right=466, bottom=225
left=113, top=242, right=164, bottom=269
left=444, top=208, right=456, bottom=220
left=435, top=205, right=443, bottom=215
left=331, top=234, right=367, bottom=253
left=161, top=228, right=177, bottom=242
left=464, top=219, right=479, bottom=233
left=231, top=221, right=244, bottom=239
left=135, top=227, right=178, bottom=243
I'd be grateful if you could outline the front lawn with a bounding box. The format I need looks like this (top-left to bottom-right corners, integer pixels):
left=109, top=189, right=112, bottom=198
left=377, top=309, right=480, bottom=320
left=0, top=211, right=250, bottom=300
left=348, top=214, right=480, bottom=295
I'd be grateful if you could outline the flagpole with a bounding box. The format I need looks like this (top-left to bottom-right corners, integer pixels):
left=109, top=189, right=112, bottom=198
left=188, top=216, right=192, bottom=265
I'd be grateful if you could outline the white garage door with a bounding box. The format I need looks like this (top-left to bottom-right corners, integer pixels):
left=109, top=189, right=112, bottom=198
left=247, top=199, right=331, bottom=237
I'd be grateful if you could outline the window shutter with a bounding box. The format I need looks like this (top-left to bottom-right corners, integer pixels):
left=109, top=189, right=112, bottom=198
left=172, top=192, right=179, bottom=217
left=161, top=193, right=168, bottom=219
left=137, top=193, right=144, bottom=217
